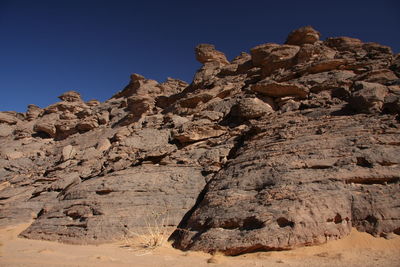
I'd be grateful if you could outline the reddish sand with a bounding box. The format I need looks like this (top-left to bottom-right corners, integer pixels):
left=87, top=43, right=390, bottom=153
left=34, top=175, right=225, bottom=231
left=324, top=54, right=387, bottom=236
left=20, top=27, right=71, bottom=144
left=1, top=223, right=399, bottom=267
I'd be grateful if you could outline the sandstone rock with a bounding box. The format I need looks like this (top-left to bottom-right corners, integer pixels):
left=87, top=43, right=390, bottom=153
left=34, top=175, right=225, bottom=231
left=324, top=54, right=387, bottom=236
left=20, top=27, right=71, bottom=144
left=306, top=59, right=347, bottom=74
left=390, top=54, right=400, bottom=76
left=76, top=118, right=99, bottom=132
left=20, top=166, right=206, bottom=244
left=0, top=27, right=399, bottom=257
left=33, top=120, right=57, bottom=138
left=5, top=151, right=24, bottom=160
left=58, top=91, right=82, bottom=102
left=250, top=44, right=300, bottom=77
left=252, top=80, right=308, bottom=98
left=285, top=26, right=321, bottom=46
left=0, top=124, right=13, bottom=137
left=97, top=111, right=110, bottom=125
left=324, top=37, right=363, bottom=52
left=86, top=100, right=100, bottom=106
left=172, top=120, right=227, bottom=143
left=293, top=70, right=355, bottom=94
left=349, top=81, right=388, bottom=113
left=354, top=69, right=398, bottom=84
left=112, top=74, right=160, bottom=99
left=96, top=139, right=111, bottom=152
left=295, top=43, right=336, bottom=64
left=26, top=104, right=42, bottom=121
left=195, top=44, right=229, bottom=65
left=0, top=112, right=19, bottom=125
left=231, top=98, right=274, bottom=119
left=172, top=110, right=400, bottom=255
left=61, top=145, right=76, bottom=162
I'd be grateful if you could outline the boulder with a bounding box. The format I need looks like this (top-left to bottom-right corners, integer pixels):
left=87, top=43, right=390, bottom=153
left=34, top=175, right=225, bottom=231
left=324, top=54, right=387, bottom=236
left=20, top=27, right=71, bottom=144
left=58, top=91, right=82, bottom=102
left=349, top=81, right=388, bottom=113
left=0, top=112, right=19, bottom=125
left=231, top=98, right=274, bottom=119
left=285, top=26, right=321, bottom=46
left=252, top=80, right=308, bottom=98
left=26, top=104, right=42, bottom=121
left=250, top=44, right=300, bottom=77
left=195, top=44, right=229, bottom=65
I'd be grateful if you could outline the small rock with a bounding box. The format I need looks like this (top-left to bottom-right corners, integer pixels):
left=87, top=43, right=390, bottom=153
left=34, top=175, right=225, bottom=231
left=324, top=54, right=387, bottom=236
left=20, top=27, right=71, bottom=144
left=62, top=145, right=76, bottom=161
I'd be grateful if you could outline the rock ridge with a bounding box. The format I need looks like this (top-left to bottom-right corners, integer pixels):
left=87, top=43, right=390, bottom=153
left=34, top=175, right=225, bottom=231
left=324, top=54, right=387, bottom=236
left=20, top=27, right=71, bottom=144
left=0, top=26, right=399, bottom=255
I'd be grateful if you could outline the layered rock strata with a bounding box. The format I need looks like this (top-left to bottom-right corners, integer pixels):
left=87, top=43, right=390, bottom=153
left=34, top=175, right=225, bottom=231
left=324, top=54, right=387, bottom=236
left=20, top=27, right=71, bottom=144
left=0, top=26, right=399, bottom=254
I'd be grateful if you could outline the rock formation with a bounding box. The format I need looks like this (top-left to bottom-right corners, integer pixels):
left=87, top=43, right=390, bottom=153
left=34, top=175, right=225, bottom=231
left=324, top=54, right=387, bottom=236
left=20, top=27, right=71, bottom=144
left=0, top=26, right=399, bottom=255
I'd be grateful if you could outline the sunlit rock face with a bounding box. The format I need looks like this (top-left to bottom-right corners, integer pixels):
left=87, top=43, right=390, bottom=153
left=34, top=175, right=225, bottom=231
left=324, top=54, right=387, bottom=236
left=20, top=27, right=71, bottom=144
left=1, top=26, right=399, bottom=255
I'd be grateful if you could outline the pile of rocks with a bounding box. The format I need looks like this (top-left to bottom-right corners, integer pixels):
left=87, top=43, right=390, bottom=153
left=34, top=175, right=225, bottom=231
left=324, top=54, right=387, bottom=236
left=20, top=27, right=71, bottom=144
left=0, top=26, right=399, bottom=255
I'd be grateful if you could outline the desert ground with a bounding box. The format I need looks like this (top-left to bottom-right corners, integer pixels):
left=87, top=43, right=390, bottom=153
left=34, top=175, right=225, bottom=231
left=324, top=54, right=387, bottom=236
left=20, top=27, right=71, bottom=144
left=1, top=223, right=399, bottom=267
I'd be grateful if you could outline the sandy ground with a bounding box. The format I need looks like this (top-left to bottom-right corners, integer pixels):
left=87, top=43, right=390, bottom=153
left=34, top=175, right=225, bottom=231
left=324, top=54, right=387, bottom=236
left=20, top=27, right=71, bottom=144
left=1, top=223, right=399, bottom=267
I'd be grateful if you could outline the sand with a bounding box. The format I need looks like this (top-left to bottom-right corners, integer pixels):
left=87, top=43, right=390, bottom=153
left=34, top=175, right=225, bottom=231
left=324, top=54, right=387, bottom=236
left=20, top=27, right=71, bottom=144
left=1, top=223, right=399, bottom=267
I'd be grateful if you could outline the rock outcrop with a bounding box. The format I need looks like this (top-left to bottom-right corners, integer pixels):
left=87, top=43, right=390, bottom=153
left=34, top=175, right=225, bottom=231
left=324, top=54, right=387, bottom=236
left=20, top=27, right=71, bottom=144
left=0, top=26, right=399, bottom=255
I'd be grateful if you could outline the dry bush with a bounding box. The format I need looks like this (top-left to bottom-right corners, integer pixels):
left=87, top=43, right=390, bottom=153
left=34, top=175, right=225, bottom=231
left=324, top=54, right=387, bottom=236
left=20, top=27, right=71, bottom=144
left=121, top=211, right=170, bottom=254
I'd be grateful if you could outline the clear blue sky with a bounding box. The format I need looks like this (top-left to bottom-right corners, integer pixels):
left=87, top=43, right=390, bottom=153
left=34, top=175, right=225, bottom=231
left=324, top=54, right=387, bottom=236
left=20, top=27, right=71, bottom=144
left=1, top=0, right=399, bottom=112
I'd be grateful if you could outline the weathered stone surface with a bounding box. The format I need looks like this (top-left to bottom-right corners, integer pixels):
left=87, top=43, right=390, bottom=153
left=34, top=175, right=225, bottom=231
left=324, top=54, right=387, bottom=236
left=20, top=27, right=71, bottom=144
left=252, top=80, right=308, bottom=98
left=172, top=120, right=227, bottom=143
left=26, top=104, right=42, bottom=121
left=195, top=44, right=229, bottom=65
left=58, top=91, right=82, bottom=102
left=324, top=37, right=363, bottom=52
left=20, top=166, right=206, bottom=244
left=285, top=26, right=320, bottom=46
left=231, top=98, right=274, bottom=119
left=250, top=43, right=300, bottom=77
left=0, top=112, right=19, bottom=125
left=349, top=81, right=388, bottom=113
left=0, top=26, right=399, bottom=256
left=172, top=110, right=400, bottom=255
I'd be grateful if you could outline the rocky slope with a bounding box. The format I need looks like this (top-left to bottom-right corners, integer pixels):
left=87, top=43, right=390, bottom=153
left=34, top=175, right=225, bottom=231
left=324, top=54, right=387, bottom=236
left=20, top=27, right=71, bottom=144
left=0, top=26, right=399, bottom=255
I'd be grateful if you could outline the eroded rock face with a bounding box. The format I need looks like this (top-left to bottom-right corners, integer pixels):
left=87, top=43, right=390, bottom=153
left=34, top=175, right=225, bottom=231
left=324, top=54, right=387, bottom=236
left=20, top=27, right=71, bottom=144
left=285, top=26, right=321, bottom=46
left=195, top=44, right=229, bottom=65
left=0, top=26, right=399, bottom=255
left=20, top=166, right=206, bottom=244
left=171, top=110, right=400, bottom=255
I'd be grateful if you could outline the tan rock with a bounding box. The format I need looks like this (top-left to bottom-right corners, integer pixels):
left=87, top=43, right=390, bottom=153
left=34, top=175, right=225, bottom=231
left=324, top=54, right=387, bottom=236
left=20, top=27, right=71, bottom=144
left=195, top=44, right=229, bottom=65
left=324, top=37, right=363, bottom=52
left=0, top=124, right=13, bottom=137
left=250, top=44, right=300, bottom=77
left=26, top=104, right=42, bottom=121
left=252, top=80, right=308, bottom=98
left=86, top=100, right=100, bottom=106
left=76, top=118, right=99, bottom=132
left=58, top=91, right=82, bottom=102
left=172, top=120, right=226, bottom=143
left=232, top=98, right=274, bottom=119
left=6, top=151, right=24, bottom=160
left=33, top=120, right=57, bottom=138
left=97, top=111, right=110, bottom=125
left=0, top=112, right=18, bottom=125
left=62, top=145, right=76, bottom=161
left=349, top=81, right=388, bottom=113
left=307, top=59, right=347, bottom=74
left=96, top=139, right=111, bottom=152
left=285, top=26, right=321, bottom=46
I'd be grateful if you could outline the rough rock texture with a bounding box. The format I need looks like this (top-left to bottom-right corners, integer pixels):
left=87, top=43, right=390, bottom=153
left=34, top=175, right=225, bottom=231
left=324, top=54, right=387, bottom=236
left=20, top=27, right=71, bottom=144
left=285, top=26, right=321, bottom=46
left=0, top=26, right=399, bottom=254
